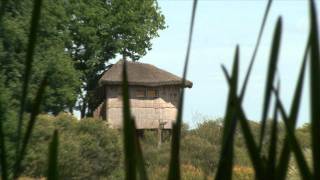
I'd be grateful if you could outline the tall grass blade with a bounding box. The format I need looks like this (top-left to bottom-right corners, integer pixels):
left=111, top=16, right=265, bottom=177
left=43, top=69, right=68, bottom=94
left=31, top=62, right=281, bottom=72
left=308, top=0, right=320, bottom=178
left=0, top=0, right=8, bottom=24
left=259, top=17, right=282, bottom=151
left=47, top=130, right=59, bottom=180
left=0, top=82, right=8, bottom=180
left=14, top=76, right=48, bottom=178
left=221, top=65, right=230, bottom=82
left=266, top=82, right=279, bottom=179
left=236, top=99, right=265, bottom=179
left=274, top=89, right=312, bottom=180
left=0, top=0, right=8, bottom=20
left=168, top=0, right=197, bottom=179
left=229, top=4, right=272, bottom=174
left=0, top=116, right=7, bottom=180
left=121, top=60, right=137, bottom=180
left=133, top=120, right=148, bottom=180
left=276, top=39, right=308, bottom=180
left=0, top=5, right=9, bottom=179
left=16, top=0, right=43, bottom=161
left=220, top=46, right=239, bottom=146
left=221, top=67, right=264, bottom=179
left=215, top=46, right=239, bottom=180
left=240, top=0, right=273, bottom=101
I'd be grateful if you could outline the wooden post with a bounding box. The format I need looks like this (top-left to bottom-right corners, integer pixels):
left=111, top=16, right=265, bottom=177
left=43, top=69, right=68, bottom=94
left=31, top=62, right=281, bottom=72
left=158, top=122, right=166, bottom=148
left=104, top=86, right=108, bottom=121
left=158, top=124, right=162, bottom=148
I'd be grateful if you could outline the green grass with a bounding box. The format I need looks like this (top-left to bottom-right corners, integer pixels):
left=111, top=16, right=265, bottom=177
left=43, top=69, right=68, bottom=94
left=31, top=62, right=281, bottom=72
left=215, top=46, right=239, bottom=180
left=1, top=0, right=320, bottom=179
left=47, top=130, right=59, bottom=180
left=216, top=0, right=320, bottom=179
left=168, top=0, right=198, bottom=179
left=276, top=35, right=309, bottom=180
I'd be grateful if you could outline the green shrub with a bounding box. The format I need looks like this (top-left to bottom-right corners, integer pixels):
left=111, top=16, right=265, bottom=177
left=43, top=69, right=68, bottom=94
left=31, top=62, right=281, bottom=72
left=20, top=114, right=122, bottom=179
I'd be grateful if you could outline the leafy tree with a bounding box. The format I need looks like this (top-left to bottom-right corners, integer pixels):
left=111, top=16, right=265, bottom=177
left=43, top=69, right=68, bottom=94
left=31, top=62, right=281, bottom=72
left=0, top=0, right=165, bottom=117
left=65, top=0, right=166, bottom=117
left=0, top=0, right=80, bottom=114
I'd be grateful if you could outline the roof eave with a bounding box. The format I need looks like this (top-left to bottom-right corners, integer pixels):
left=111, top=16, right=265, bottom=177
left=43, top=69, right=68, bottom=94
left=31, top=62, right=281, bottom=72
left=99, top=80, right=193, bottom=88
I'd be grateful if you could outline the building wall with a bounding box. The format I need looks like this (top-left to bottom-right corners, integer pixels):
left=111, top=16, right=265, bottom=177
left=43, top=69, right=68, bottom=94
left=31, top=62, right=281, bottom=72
left=101, top=85, right=180, bottom=129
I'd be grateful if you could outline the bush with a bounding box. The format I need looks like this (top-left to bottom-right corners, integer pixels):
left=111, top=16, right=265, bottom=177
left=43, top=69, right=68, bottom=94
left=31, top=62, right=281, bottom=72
left=181, top=134, right=217, bottom=175
left=21, top=113, right=122, bottom=179
left=232, top=165, right=254, bottom=180
left=150, top=164, right=212, bottom=180
left=5, top=114, right=310, bottom=179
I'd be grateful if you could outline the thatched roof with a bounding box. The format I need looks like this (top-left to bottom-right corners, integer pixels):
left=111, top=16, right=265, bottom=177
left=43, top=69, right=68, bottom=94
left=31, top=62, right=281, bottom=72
left=99, top=60, right=193, bottom=88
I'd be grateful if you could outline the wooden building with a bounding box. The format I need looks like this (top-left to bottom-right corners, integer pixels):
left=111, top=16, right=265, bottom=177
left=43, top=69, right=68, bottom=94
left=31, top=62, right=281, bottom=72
left=93, top=60, right=192, bottom=130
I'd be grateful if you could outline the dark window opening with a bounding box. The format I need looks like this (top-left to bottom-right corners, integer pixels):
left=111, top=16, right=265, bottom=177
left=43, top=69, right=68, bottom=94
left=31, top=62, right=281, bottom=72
left=147, top=88, right=159, bottom=98
left=135, top=88, right=159, bottom=98
left=135, top=88, right=146, bottom=98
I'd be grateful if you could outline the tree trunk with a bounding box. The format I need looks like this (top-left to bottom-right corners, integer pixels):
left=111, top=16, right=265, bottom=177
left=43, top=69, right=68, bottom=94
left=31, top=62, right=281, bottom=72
left=80, top=100, right=87, bottom=119
left=69, top=106, right=73, bottom=115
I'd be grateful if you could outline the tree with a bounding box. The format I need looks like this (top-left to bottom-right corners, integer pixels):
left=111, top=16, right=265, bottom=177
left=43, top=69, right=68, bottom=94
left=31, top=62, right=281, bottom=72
left=65, top=0, right=166, bottom=117
left=0, top=0, right=81, bottom=114
left=1, top=0, right=166, bottom=117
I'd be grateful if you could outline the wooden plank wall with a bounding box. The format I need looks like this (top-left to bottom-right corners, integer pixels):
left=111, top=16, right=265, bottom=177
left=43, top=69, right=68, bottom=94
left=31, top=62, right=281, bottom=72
left=106, top=86, right=180, bottom=129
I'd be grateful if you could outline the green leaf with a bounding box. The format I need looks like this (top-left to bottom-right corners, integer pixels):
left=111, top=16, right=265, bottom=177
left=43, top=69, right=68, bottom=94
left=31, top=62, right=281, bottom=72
left=14, top=76, right=48, bottom=178
left=0, top=115, right=7, bottom=180
left=276, top=38, right=308, bottom=180
left=274, top=89, right=312, bottom=180
left=221, top=65, right=264, bottom=179
left=236, top=99, right=265, bottom=179
left=0, top=0, right=8, bottom=20
left=47, top=130, right=59, bottom=180
left=266, top=82, right=279, bottom=179
left=133, top=120, right=148, bottom=180
left=221, top=65, right=231, bottom=82
left=221, top=46, right=239, bottom=143
left=308, top=0, right=320, bottom=178
left=168, top=0, right=197, bottom=179
left=122, top=60, right=137, bottom=180
left=240, top=0, right=273, bottom=101
left=259, top=17, right=282, bottom=151
left=215, top=46, right=239, bottom=180
left=0, top=83, right=8, bottom=180
left=16, top=0, right=43, bottom=162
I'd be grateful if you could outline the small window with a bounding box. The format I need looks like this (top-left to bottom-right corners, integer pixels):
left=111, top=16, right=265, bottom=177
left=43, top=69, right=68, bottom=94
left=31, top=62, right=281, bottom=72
left=147, top=88, right=159, bottom=98
left=135, top=88, right=146, bottom=98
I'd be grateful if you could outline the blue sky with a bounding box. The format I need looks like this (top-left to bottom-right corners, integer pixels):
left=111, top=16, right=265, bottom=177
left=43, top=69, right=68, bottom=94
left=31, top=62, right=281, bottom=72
left=108, top=0, right=319, bottom=127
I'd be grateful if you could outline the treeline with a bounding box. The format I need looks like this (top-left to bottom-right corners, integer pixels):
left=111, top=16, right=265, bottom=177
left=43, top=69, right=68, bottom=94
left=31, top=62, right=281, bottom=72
left=0, top=0, right=165, bottom=117
left=3, top=114, right=310, bottom=179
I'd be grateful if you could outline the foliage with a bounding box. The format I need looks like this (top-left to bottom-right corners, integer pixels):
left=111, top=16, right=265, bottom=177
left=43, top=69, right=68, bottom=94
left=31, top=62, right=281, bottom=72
left=65, top=0, right=166, bottom=117
left=0, top=0, right=165, bottom=116
left=232, top=166, right=254, bottom=180
left=0, top=0, right=80, bottom=114
left=0, top=0, right=165, bottom=179
left=1, top=0, right=320, bottom=179
left=18, top=114, right=122, bottom=179
left=3, top=110, right=309, bottom=179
